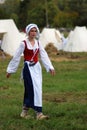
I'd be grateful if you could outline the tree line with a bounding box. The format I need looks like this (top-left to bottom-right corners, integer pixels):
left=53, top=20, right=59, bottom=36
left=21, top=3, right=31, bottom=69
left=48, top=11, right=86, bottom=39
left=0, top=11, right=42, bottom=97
left=0, top=0, right=87, bottom=30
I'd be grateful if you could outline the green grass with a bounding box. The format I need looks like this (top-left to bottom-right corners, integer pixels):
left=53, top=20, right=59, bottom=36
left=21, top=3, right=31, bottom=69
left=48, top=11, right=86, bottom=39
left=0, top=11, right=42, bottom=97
left=0, top=53, right=87, bottom=130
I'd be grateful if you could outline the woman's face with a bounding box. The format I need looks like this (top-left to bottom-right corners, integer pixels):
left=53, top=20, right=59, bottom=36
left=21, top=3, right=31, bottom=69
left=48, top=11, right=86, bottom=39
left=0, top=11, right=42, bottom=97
left=28, top=27, right=37, bottom=39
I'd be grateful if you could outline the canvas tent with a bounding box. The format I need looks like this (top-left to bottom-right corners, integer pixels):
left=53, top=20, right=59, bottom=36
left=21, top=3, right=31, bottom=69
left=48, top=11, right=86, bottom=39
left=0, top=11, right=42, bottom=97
left=63, top=26, right=87, bottom=52
left=0, top=19, right=25, bottom=56
left=39, top=28, right=62, bottom=50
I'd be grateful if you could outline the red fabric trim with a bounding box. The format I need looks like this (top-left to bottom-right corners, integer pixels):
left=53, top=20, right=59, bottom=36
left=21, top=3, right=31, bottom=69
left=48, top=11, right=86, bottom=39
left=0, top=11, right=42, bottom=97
left=23, top=40, right=39, bottom=62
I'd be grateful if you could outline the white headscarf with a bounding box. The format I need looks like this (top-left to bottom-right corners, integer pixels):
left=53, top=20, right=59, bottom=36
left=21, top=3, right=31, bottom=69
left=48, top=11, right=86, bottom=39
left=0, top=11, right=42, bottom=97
left=25, top=23, right=40, bottom=39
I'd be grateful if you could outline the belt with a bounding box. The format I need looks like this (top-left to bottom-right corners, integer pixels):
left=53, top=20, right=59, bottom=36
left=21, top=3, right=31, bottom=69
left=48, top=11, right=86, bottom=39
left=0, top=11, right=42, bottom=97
left=25, top=60, right=37, bottom=67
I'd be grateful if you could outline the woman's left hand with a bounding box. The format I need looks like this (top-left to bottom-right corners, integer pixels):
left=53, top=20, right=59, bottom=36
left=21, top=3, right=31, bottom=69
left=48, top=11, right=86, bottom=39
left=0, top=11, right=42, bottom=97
left=6, top=73, right=11, bottom=78
left=49, top=69, right=55, bottom=76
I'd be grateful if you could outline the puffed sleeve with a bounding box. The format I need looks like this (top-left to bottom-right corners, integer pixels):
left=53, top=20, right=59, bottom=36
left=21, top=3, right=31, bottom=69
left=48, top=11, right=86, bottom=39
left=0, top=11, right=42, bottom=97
left=6, top=42, right=25, bottom=73
left=39, top=40, right=54, bottom=72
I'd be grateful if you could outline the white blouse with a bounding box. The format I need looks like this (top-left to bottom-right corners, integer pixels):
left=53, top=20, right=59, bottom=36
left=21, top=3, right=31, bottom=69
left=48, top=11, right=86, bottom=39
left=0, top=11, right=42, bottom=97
left=7, top=38, right=54, bottom=73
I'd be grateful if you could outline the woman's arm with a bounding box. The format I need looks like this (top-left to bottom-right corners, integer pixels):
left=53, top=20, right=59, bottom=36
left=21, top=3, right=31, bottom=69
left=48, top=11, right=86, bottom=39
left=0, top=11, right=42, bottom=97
left=6, top=42, right=25, bottom=78
left=39, top=41, right=55, bottom=74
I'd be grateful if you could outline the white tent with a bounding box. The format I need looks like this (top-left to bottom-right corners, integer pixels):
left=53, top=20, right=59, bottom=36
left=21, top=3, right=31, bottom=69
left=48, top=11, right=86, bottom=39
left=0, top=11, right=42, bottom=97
left=63, top=26, right=87, bottom=52
left=0, top=19, right=25, bottom=56
left=39, top=28, right=62, bottom=50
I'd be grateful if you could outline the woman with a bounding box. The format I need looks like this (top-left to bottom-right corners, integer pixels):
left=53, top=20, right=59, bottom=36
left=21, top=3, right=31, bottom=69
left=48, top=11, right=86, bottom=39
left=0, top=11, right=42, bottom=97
left=6, top=23, right=55, bottom=120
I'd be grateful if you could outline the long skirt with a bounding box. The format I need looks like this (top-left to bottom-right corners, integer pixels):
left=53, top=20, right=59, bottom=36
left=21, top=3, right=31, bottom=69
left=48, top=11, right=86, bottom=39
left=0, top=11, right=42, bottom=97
left=23, top=61, right=42, bottom=112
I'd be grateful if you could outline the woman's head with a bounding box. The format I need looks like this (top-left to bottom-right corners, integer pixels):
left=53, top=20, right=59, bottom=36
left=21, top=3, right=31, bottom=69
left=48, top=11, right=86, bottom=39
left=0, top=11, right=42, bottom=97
left=25, top=23, right=40, bottom=39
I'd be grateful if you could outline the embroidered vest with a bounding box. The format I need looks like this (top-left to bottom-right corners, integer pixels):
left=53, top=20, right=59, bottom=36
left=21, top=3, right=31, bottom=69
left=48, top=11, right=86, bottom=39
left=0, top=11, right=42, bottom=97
left=23, top=40, right=39, bottom=63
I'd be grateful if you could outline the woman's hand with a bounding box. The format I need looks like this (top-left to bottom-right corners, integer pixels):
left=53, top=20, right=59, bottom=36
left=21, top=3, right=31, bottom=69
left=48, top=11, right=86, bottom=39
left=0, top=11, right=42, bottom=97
left=49, top=69, right=55, bottom=76
left=6, top=73, right=11, bottom=78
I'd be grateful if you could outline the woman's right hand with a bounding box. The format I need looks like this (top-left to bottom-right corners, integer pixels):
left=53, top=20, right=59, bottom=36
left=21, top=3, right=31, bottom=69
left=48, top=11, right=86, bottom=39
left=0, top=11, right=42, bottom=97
left=6, top=73, right=11, bottom=78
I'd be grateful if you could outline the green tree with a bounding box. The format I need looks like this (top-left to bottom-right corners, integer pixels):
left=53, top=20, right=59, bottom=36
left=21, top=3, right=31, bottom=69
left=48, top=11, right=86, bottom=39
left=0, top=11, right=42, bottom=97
left=0, top=0, right=87, bottom=29
left=0, top=6, right=8, bottom=19
left=10, top=13, right=19, bottom=26
left=27, top=5, right=45, bottom=28
left=0, top=0, right=20, bottom=27
left=54, top=11, right=78, bottom=28
left=18, top=0, right=30, bottom=29
left=4, top=0, right=20, bottom=16
left=69, top=0, right=87, bottom=26
left=47, top=1, right=59, bottom=27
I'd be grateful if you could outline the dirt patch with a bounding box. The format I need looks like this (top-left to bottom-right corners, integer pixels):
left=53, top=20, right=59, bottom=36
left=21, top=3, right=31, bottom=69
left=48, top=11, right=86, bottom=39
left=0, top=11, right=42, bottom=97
left=43, top=92, right=87, bottom=104
left=0, top=86, right=9, bottom=90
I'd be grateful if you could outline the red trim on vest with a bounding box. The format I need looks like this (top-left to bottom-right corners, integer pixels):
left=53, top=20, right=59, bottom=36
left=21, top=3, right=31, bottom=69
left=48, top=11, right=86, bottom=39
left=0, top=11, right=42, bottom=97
left=23, top=40, right=39, bottom=62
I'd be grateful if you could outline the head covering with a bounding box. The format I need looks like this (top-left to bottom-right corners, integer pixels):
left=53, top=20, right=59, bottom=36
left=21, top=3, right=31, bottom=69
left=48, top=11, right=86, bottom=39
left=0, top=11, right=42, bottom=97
left=25, top=23, right=40, bottom=39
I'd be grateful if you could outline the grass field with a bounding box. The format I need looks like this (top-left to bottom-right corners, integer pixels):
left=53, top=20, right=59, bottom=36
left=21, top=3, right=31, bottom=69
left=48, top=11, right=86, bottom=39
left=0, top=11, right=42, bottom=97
left=0, top=52, right=87, bottom=130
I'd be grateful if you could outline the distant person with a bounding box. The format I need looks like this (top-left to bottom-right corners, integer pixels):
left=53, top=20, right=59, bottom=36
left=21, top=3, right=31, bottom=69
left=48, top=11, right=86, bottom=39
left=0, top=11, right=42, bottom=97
left=61, top=34, right=68, bottom=49
left=0, top=39, right=3, bottom=51
left=6, top=23, right=55, bottom=120
left=0, top=39, right=2, bottom=50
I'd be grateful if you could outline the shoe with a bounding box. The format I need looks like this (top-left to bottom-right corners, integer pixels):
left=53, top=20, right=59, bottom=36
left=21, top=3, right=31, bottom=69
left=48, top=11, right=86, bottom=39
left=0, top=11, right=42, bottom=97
left=20, top=110, right=27, bottom=117
left=20, top=110, right=31, bottom=119
left=36, top=113, right=49, bottom=120
left=20, top=110, right=33, bottom=119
